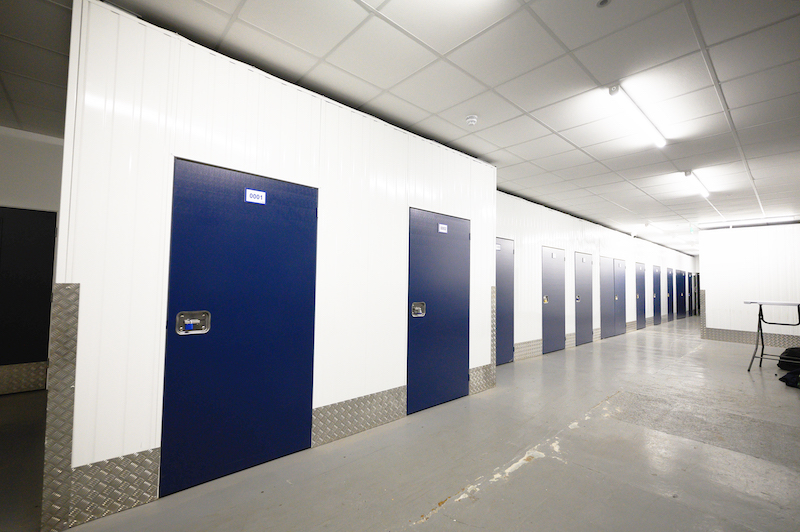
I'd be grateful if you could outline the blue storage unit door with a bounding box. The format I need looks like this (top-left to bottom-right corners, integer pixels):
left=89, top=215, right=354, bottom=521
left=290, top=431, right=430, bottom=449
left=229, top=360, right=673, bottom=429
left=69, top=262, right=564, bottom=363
left=160, top=159, right=317, bottom=496
left=407, top=208, right=470, bottom=415
left=687, top=273, right=694, bottom=316
left=614, top=259, right=627, bottom=336
left=653, top=266, right=662, bottom=325
left=574, top=252, right=593, bottom=346
left=600, top=257, right=615, bottom=339
left=542, top=246, right=566, bottom=354
left=496, top=237, right=514, bottom=365
left=667, top=268, right=674, bottom=321
left=676, top=270, right=686, bottom=319
left=635, top=263, right=646, bottom=330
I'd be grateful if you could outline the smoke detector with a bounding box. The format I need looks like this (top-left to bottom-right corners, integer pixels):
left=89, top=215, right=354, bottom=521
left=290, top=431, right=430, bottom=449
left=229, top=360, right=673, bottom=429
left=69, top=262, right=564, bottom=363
left=465, top=115, right=478, bottom=127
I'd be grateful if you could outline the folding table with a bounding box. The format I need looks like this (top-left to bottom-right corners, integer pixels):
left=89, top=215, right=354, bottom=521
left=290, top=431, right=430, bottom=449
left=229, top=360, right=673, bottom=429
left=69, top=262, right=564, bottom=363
left=743, top=301, right=800, bottom=371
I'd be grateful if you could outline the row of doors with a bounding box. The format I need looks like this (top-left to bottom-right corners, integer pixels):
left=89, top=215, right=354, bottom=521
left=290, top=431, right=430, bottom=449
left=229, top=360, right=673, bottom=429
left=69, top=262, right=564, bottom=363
left=162, top=160, right=472, bottom=496
left=494, top=243, right=697, bottom=361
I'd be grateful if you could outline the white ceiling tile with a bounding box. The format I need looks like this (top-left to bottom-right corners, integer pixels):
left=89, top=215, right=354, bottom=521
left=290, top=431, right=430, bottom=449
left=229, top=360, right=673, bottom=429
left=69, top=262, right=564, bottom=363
left=115, top=0, right=231, bottom=46
left=361, top=92, right=430, bottom=127
left=220, top=22, right=318, bottom=83
left=560, top=115, right=639, bottom=147
left=412, top=115, right=470, bottom=143
left=570, top=173, right=624, bottom=188
left=497, top=162, right=546, bottom=181
left=582, top=134, right=655, bottom=160
left=483, top=149, right=525, bottom=168
left=603, top=148, right=669, bottom=171
left=538, top=188, right=596, bottom=201
left=730, top=94, right=800, bottom=130
left=532, top=149, right=594, bottom=171
left=0, top=35, right=68, bottom=87
left=552, top=162, right=609, bottom=180
left=661, top=134, right=737, bottom=160
left=671, top=148, right=741, bottom=171
left=591, top=181, right=638, bottom=194
left=495, top=55, right=596, bottom=111
left=505, top=134, right=574, bottom=160
left=573, top=5, right=699, bottom=85
left=692, top=161, right=746, bottom=178
left=747, top=150, right=800, bottom=169
left=527, top=180, right=579, bottom=195
left=0, top=0, right=71, bottom=54
left=301, top=63, right=382, bottom=108
left=629, top=172, right=684, bottom=189
left=532, top=88, right=614, bottom=131
left=530, top=0, right=677, bottom=50
left=708, top=16, right=800, bottom=82
left=738, top=117, right=800, bottom=146
left=621, top=52, right=713, bottom=106
left=750, top=162, right=800, bottom=180
left=617, top=161, right=678, bottom=180
left=692, top=0, right=800, bottom=46
left=13, top=101, right=65, bottom=137
left=378, top=0, right=521, bottom=54
left=326, top=17, right=436, bottom=89
left=509, top=173, right=565, bottom=189
left=447, top=10, right=564, bottom=86
left=201, top=0, right=240, bottom=14
left=642, top=87, right=723, bottom=128
left=437, top=91, right=523, bottom=133
left=448, top=134, right=499, bottom=156
left=1, top=71, right=66, bottom=111
left=474, top=115, right=550, bottom=148
left=238, top=0, right=368, bottom=56
left=389, top=61, right=487, bottom=114
left=659, top=112, right=731, bottom=141
left=721, top=60, right=800, bottom=109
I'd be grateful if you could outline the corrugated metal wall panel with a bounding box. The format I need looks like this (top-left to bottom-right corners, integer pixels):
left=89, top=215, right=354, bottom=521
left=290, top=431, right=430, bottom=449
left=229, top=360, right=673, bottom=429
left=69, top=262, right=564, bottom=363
left=62, top=0, right=495, bottom=466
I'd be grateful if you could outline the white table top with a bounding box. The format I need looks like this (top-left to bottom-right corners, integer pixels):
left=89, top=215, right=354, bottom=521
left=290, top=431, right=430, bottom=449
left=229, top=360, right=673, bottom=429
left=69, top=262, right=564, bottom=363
left=743, top=301, right=800, bottom=306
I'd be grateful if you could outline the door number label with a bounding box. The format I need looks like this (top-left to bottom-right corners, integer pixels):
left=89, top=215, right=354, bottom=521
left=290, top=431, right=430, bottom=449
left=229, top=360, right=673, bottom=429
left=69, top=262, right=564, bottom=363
left=245, top=189, right=266, bottom=204
left=438, top=223, right=448, bottom=233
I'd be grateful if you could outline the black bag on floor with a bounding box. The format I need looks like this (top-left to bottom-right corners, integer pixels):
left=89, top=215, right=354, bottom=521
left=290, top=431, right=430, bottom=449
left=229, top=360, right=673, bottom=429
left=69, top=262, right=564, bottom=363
left=777, top=347, right=800, bottom=371
left=779, top=370, right=800, bottom=388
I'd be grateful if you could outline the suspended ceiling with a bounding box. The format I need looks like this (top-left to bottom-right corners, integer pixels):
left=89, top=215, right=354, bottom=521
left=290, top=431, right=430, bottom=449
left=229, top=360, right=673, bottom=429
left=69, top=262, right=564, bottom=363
left=2, top=0, right=800, bottom=255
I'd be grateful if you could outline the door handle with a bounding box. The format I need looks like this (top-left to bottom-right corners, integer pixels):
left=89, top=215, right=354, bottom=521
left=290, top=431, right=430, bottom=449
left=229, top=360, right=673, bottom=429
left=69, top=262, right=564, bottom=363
left=411, top=302, right=426, bottom=317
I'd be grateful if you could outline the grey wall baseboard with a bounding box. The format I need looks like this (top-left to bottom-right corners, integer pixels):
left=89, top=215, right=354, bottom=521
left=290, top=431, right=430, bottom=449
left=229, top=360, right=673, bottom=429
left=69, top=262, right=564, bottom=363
left=699, top=290, right=799, bottom=348
left=514, top=339, right=543, bottom=360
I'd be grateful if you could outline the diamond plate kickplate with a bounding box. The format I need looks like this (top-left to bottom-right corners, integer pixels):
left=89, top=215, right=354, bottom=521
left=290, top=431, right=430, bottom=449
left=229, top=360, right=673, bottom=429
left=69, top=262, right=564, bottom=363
left=0, top=361, right=48, bottom=395
left=70, top=449, right=160, bottom=527
left=491, top=286, right=497, bottom=366
left=565, top=333, right=576, bottom=349
left=701, top=290, right=799, bottom=348
left=43, top=283, right=79, bottom=532
left=312, top=386, right=407, bottom=447
left=626, top=321, right=637, bottom=334
left=469, top=364, right=495, bottom=395
left=514, top=339, right=543, bottom=361
left=593, top=328, right=601, bottom=343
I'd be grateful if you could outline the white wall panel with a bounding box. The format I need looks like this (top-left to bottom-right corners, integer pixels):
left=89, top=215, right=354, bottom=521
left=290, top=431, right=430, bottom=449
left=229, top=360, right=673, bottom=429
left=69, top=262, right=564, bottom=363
left=497, top=192, right=695, bottom=344
left=63, top=0, right=495, bottom=466
left=701, top=225, right=800, bottom=335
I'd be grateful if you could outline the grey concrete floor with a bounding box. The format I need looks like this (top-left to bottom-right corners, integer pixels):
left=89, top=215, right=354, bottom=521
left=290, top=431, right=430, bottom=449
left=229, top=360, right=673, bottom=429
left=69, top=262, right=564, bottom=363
left=5, top=316, right=800, bottom=531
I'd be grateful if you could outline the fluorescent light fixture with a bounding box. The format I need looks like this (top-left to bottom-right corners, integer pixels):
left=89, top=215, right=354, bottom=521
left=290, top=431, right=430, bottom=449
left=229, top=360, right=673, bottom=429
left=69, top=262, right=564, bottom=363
left=697, top=216, right=796, bottom=230
left=608, top=84, right=666, bottom=148
left=685, top=171, right=709, bottom=198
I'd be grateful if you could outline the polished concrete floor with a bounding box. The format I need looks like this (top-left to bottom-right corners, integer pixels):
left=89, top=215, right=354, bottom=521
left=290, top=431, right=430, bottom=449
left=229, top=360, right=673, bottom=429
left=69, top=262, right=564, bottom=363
left=4, top=316, right=800, bottom=531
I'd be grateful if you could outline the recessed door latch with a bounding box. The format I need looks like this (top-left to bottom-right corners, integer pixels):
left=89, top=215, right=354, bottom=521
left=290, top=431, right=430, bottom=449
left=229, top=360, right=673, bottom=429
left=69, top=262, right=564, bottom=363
left=177, top=311, right=211, bottom=335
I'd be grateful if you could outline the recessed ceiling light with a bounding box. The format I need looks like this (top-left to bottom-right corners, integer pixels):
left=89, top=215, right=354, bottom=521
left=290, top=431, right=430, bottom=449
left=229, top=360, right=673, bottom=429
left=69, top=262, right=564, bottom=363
left=596, top=0, right=610, bottom=7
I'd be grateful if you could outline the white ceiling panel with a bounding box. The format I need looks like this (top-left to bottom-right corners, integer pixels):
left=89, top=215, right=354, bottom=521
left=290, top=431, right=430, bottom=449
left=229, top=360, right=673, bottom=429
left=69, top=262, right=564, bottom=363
left=582, top=135, right=656, bottom=160
left=360, top=92, right=430, bottom=126
left=437, top=91, right=522, bottom=132
left=559, top=115, right=640, bottom=148
left=532, top=149, right=594, bottom=171
left=659, top=112, right=731, bottom=141
left=524, top=180, right=579, bottom=196
left=377, top=0, right=521, bottom=54
left=447, top=10, right=564, bottom=86
left=730, top=94, right=800, bottom=130
left=497, top=162, right=546, bottom=182
left=326, top=17, right=436, bottom=89
left=721, top=60, right=800, bottom=109
left=662, top=134, right=736, bottom=160
left=737, top=117, right=800, bottom=146
left=709, top=16, right=800, bottom=82
left=532, top=88, right=615, bottom=131
left=1, top=71, right=66, bottom=111
left=552, top=162, right=609, bottom=180
left=692, top=0, right=800, bottom=46
left=220, top=22, right=318, bottom=83
left=747, top=149, right=800, bottom=169
left=750, top=162, right=800, bottom=180
left=672, top=148, right=742, bottom=172
left=112, top=0, right=231, bottom=45
left=0, top=0, right=71, bottom=54
left=617, top=161, right=680, bottom=180
left=389, top=60, right=487, bottom=114
left=573, top=4, right=699, bottom=85
left=0, top=35, right=69, bottom=86
left=237, top=0, right=368, bottom=57
left=448, top=134, right=499, bottom=156
left=483, top=149, right=525, bottom=168
left=643, top=87, right=723, bottom=128
left=474, top=115, right=550, bottom=148
left=201, top=0, right=240, bottom=14
left=570, top=173, right=624, bottom=188
left=495, top=55, right=596, bottom=112
left=505, top=134, right=575, bottom=160
left=301, top=63, right=382, bottom=108
left=412, top=115, right=470, bottom=143
left=530, top=0, right=678, bottom=50
left=509, top=173, right=565, bottom=189
left=603, top=148, right=670, bottom=171
left=621, top=52, right=713, bottom=106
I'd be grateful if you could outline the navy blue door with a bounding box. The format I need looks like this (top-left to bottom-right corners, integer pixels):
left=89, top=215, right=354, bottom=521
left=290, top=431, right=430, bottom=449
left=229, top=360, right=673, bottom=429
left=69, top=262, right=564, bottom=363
left=614, top=259, right=627, bottom=336
left=408, top=208, right=470, bottom=414
left=574, top=252, right=593, bottom=346
left=542, top=246, right=565, bottom=354
left=161, top=159, right=317, bottom=496
left=667, top=268, right=674, bottom=321
left=653, top=266, right=661, bottom=325
left=600, top=257, right=615, bottom=339
left=688, top=273, right=694, bottom=316
left=496, top=238, right=514, bottom=365
left=635, top=263, right=646, bottom=330
left=676, top=270, right=686, bottom=319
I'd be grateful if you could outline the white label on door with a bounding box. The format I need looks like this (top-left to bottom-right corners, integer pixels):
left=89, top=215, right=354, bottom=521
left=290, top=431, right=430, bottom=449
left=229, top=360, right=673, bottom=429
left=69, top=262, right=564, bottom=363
left=245, top=189, right=266, bottom=204
left=496, top=244, right=501, bottom=250
left=438, top=223, right=448, bottom=233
